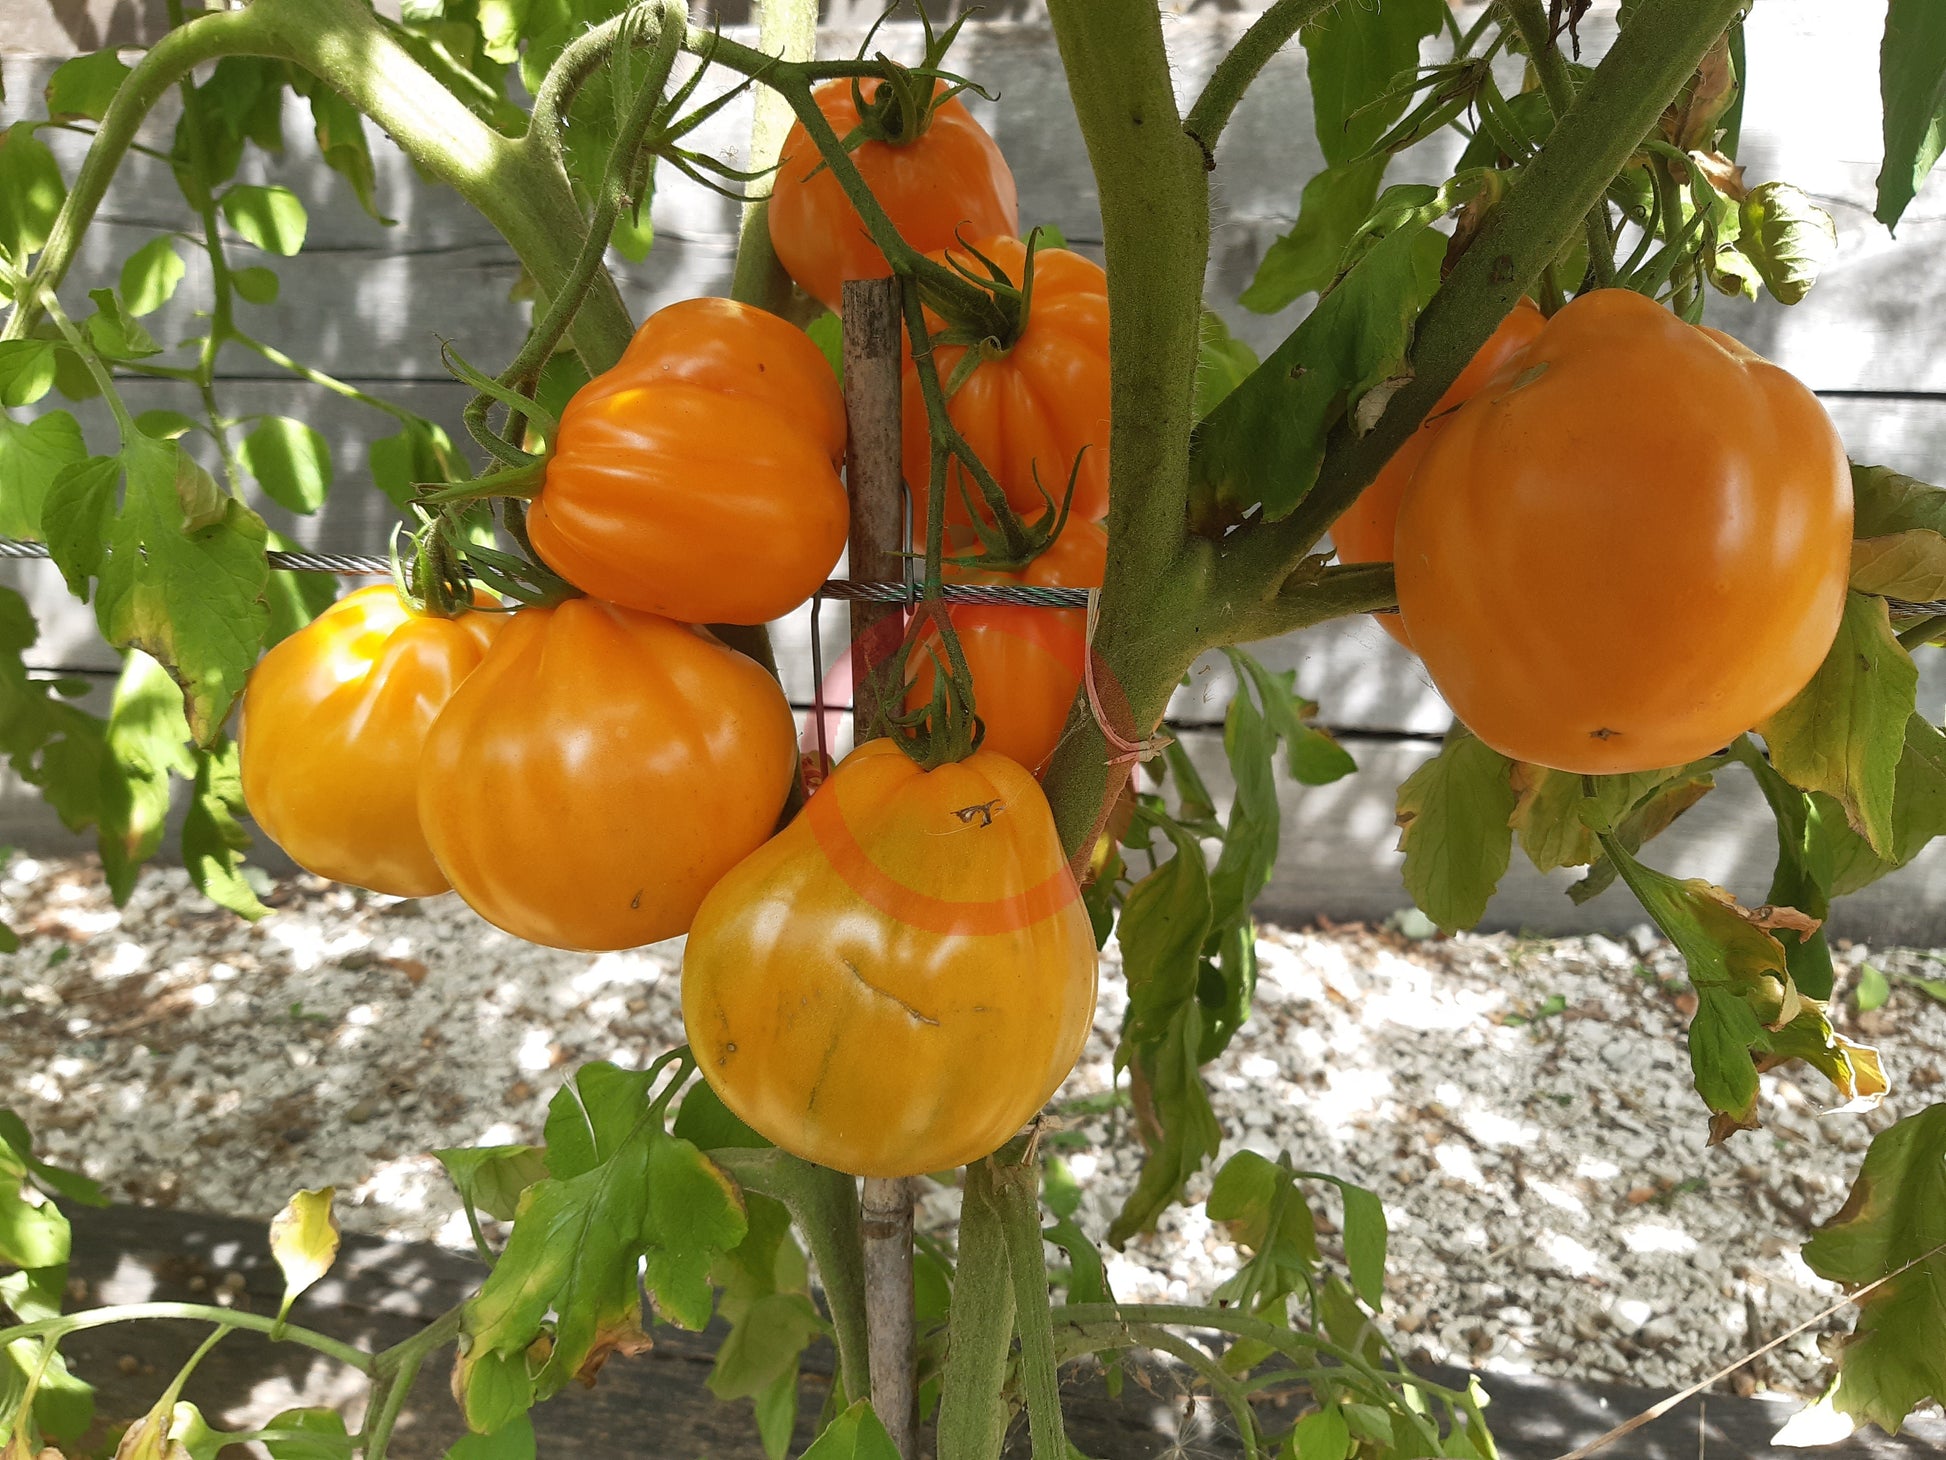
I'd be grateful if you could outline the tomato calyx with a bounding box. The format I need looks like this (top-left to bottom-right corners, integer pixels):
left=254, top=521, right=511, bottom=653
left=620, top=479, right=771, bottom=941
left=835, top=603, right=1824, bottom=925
left=918, top=228, right=1054, bottom=357
left=940, top=445, right=1087, bottom=574
left=885, top=600, right=986, bottom=772
left=842, top=6, right=984, bottom=148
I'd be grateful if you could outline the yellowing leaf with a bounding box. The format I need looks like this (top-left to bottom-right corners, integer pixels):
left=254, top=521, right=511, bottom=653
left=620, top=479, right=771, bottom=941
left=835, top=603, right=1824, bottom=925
left=1850, top=530, right=1946, bottom=601
left=268, top=1186, right=339, bottom=1322
left=1395, top=725, right=1515, bottom=931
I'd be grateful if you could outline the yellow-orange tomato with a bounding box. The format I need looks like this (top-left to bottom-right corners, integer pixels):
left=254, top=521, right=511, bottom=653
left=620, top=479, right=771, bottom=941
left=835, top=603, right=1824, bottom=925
left=768, top=79, right=1018, bottom=312
left=905, top=519, right=1105, bottom=777
left=528, top=297, right=848, bottom=626
left=1395, top=289, right=1852, bottom=774
left=681, top=738, right=1098, bottom=1177
left=903, top=236, right=1110, bottom=529
left=1332, top=298, right=1545, bottom=649
left=239, top=585, right=500, bottom=898
left=417, top=598, right=798, bottom=951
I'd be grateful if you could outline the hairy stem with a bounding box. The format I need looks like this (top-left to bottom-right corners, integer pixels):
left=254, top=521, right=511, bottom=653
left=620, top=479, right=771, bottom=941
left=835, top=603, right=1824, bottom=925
left=1183, top=0, right=1344, bottom=155
left=936, top=1157, right=1018, bottom=1460
left=991, top=1152, right=1066, bottom=1460
left=1039, top=0, right=1213, bottom=856
left=0, top=1302, right=372, bottom=1373
left=1502, top=0, right=1619, bottom=286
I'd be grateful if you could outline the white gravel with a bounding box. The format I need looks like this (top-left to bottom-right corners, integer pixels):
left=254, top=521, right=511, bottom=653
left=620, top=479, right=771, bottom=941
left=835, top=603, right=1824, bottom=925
left=5, top=851, right=1945, bottom=1404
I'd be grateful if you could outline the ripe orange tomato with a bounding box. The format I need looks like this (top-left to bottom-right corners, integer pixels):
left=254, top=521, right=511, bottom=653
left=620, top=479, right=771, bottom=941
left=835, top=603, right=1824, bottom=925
left=416, top=598, right=798, bottom=951
left=239, top=585, right=501, bottom=898
left=903, top=236, right=1110, bottom=529
left=1395, top=289, right=1852, bottom=774
left=682, top=737, right=1098, bottom=1177
left=905, top=520, right=1104, bottom=777
left=768, top=79, right=1018, bottom=312
left=1333, top=298, right=1544, bottom=649
left=527, top=297, right=848, bottom=626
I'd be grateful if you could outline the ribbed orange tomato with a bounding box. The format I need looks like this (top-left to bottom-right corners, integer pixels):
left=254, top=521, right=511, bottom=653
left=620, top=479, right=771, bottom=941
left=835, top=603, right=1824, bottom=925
left=907, top=518, right=1105, bottom=777
left=1332, top=298, right=1545, bottom=649
left=902, top=236, right=1110, bottom=529
left=416, top=598, right=798, bottom=951
left=1395, top=289, right=1852, bottom=774
left=682, top=738, right=1098, bottom=1177
left=527, top=297, right=847, bottom=626
left=768, top=79, right=1018, bottom=312
left=239, top=585, right=500, bottom=898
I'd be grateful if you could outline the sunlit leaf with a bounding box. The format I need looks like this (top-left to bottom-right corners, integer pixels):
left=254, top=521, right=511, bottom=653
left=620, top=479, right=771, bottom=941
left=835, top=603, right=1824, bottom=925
left=0, top=410, right=84, bottom=540
left=641, top=1134, right=745, bottom=1330
left=1395, top=725, right=1515, bottom=931
left=1875, top=0, right=1946, bottom=229
left=0, top=124, right=66, bottom=263
left=0, top=340, right=56, bottom=408
left=119, top=237, right=186, bottom=318
left=183, top=739, right=268, bottom=920
left=269, top=1187, right=340, bottom=1322
left=1802, top=1104, right=1946, bottom=1431
left=45, top=49, right=132, bottom=123
left=239, top=417, right=333, bottom=515
left=220, top=184, right=309, bottom=256
left=435, top=1145, right=550, bottom=1222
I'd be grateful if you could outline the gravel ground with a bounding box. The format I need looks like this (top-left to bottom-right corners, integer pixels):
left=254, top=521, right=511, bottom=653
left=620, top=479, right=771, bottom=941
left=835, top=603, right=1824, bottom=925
left=5, top=851, right=1945, bottom=1407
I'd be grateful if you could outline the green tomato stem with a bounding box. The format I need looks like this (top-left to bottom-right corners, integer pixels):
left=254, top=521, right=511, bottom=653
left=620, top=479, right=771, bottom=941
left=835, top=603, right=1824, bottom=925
left=1182, top=0, right=1346, bottom=156
left=991, top=1152, right=1067, bottom=1460
left=0, top=1301, right=374, bottom=1373
left=1502, top=0, right=1621, bottom=287
left=935, top=1156, right=1017, bottom=1460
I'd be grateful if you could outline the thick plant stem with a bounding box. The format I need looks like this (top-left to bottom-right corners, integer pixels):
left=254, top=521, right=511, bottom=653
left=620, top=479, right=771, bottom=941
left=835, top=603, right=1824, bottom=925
left=714, top=1148, right=871, bottom=1405
left=1183, top=0, right=1344, bottom=155
left=844, top=277, right=909, bottom=745
left=936, top=1158, right=1017, bottom=1460
left=861, top=1177, right=918, bottom=1460
left=1213, top=0, right=1745, bottom=643
left=5, top=0, right=633, bottom=372
left=991, top=1150, right=1066, bottom=1460
left=729, top=0, right=817, bottom=313
left=1502, top=0, right=1619, bottom=286
left=1039, top=0, right=1214, bottom=858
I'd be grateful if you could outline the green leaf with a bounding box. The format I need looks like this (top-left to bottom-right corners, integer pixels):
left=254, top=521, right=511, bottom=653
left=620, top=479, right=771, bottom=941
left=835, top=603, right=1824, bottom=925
left=240, top=416, right=333, bottom=514
left=1207, top=1150, right=1318, bottom=1330
left=45, top=49, right=133, bottom=123
left=641, top=1134, right=745, bottom=1329
left=369, top=419, right=464, bottom=507
left=220, top=184, right=309, bottom=256
left=97, top=650, right=194, bottom=904
left=1598, top=835, right=1805, bottom=1139
left=263, top=1406, right=351, bottom=1460
left=120, top=236, right=186, bottom=317
left=1192, top=310, right=1260, bottom=420
left=1510, top=764, right=1671, bottom=873
left=1300, top=0, right=1446, bottom=165
left=1395, top=725, right=1516, bottom=931
left=41, top=454, right=121, bottom=590
left=544, top=1061, right=655, bottom=1180
left=1320, top=1175, right=1387, bottom=1310
left=1292, top=1404, right=1352, bottom=1460
left=1189, top=177, right=1462, bottom=523
left=268, top=1186, right=340, bottom=1322
left=1110, top=1004, right=1222, bottom=1244
left=1239, top=158, right=1386, bottom=315
left=1858, top=964, right=1893, bottom=1013
left=708, top=1290, right=823, bottom=1402
left=435, top=1145, right=550, bottom=1222
left=800, top=1400, right=903, bottom=1460
left=305, top=86, right=394, bottom=225
left=1802, top=1103, right=1946, bottom=1431
left=805, top=311, right=843, bottom=386
left=1740, top=182, right=1837, bottom=305
left=1853, top=462, right=1946, bottom=539
left=83, top=286, right=159, bottom=359
left=0, top=409, right=85, bottom=538
left=1851, top=529, right=1946, bottom=601
left=1739, top=744, right=1837, bottom=1001
left=86, top=436, right=270, bottom=745
left=183, top=738, right=269, bottom=919
left=672, top=1078, right=771, bottom=1152
left=233, top=265, right=281, bottom=305
left=1118, top=816, right=1214, bottom=1053
left=0, top=1113, right=104, bottom=1207
left=446, top=1414, right=536, bottom=1460
left=0, top=123, right=66, bottom=263
left=1758, top=592, right=1917, bottom=860
left=135, top=410, right=198, bottom=442
left=1875, top=0, right=1946, bottom=229
left=1207, top=678, right=1280, bottom=932
left=1569, top=765, right=1718, bottom=903
left=0, top=339, right=57, bottom=408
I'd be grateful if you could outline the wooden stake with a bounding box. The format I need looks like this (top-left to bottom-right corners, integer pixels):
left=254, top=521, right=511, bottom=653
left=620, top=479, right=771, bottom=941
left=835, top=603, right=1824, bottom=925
left=842, top=276, right=908, bottom=742
left=841, top=275, right=918, bottom=1460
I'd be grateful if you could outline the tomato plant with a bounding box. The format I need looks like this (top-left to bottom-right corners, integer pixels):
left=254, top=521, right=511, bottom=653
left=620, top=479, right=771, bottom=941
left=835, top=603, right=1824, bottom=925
left=239, top=584, right=501, bottom=899
left=683, top=737, right=1097, bottom=1176
left=5, top=0, right=1946, bottom=1456
left=528, top=296, right=850, bottom=626
left=417, top=597, right=800, bottom=951
left=1396, top=288, right=1852, bottom=773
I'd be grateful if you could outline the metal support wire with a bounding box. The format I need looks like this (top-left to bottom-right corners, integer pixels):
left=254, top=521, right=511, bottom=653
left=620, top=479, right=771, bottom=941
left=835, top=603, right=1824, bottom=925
left=0, top=537, right=1094, bottom=609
